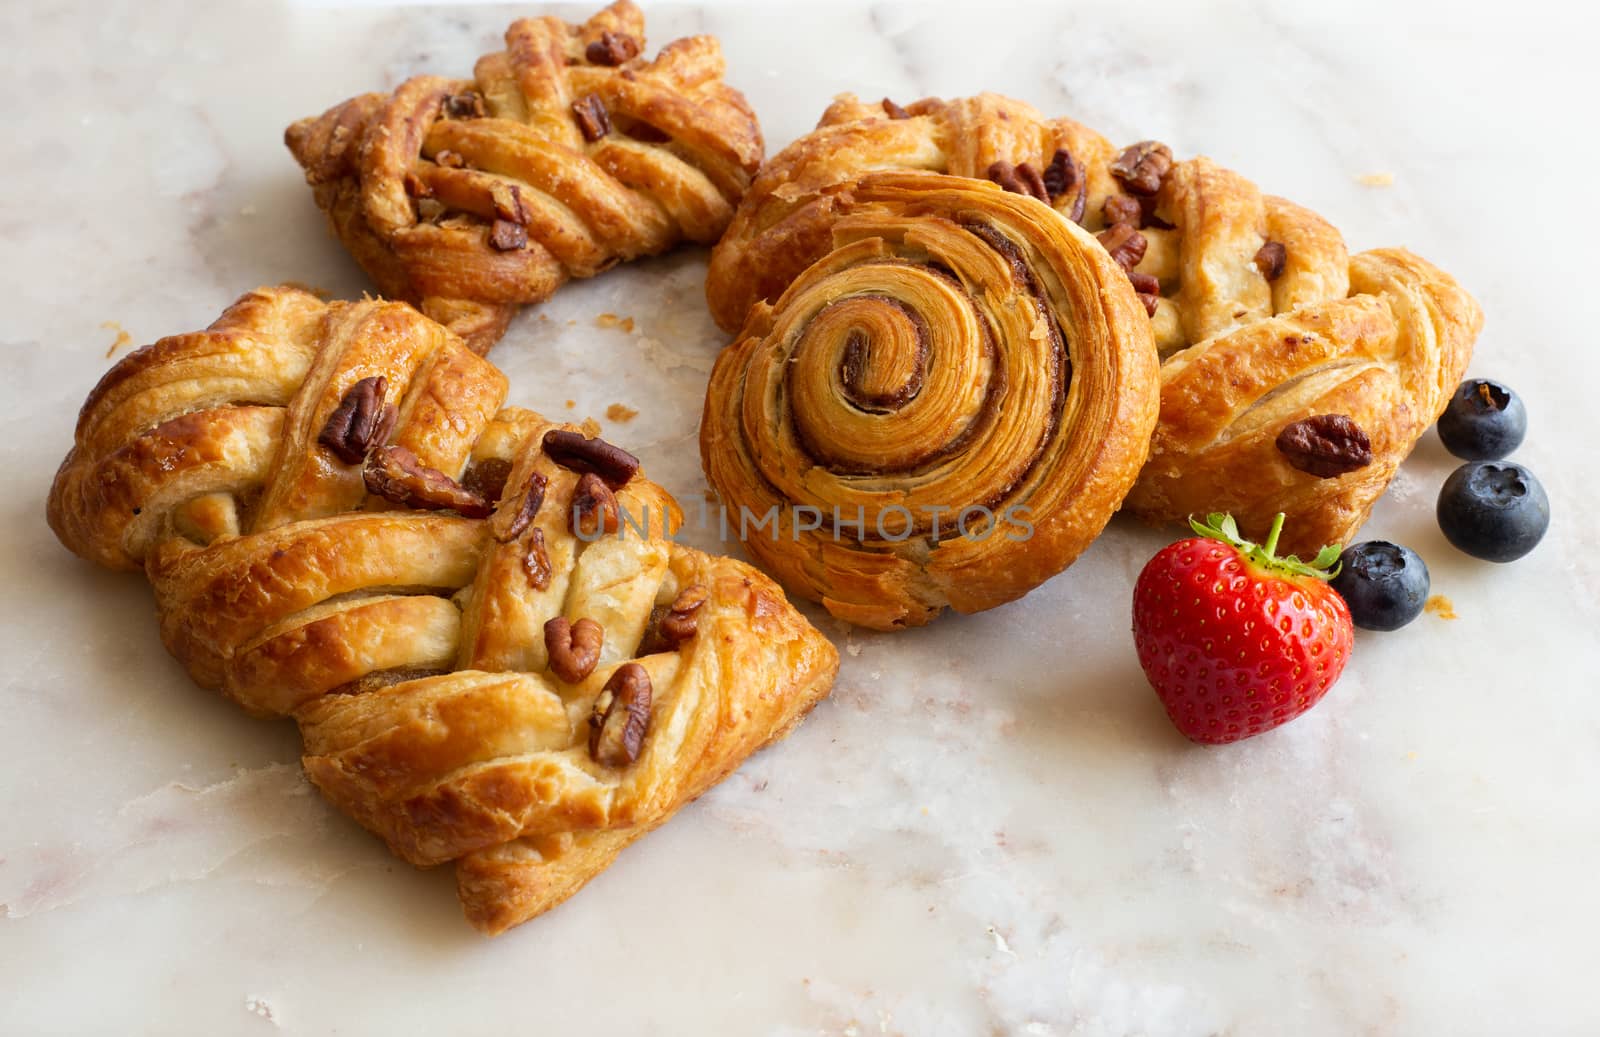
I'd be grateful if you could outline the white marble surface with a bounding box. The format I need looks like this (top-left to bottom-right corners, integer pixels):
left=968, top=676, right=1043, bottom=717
left=3, top=1, right=1598, bottom=1033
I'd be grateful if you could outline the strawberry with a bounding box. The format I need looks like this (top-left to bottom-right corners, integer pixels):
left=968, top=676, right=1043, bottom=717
left=1132, top=513, right=1353, bottom=744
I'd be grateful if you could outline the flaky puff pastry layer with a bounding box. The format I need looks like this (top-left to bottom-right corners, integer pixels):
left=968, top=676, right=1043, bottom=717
left=707, top=91, right=1481, bottom=555
left=701, top=171, right=1160, bottom=629
left=286, top=0, right=763, bottom=352
left=47, top=287, right=837, bottom=934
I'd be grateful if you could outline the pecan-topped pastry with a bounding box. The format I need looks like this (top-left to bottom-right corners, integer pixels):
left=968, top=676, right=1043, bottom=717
left=285, top=0, right=763, bottom=353
left=705, top=92, right=1482, bottom=556
left=47, top=287, right=837, bottom=935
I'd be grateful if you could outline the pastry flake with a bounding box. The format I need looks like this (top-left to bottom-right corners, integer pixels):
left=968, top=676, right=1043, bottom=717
left=285, top=0, right=763, bottom=353
left=47, top=287, right=837, bottom=934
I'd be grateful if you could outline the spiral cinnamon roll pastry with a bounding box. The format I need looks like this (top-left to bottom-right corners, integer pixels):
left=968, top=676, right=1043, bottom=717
left=286, top=0, right=763, bottom=353
left=700, top=171, right=1161, bottom=630
left=707, top=92, right=1481, bottom=555
left=47, top=287, right=837, bottom=934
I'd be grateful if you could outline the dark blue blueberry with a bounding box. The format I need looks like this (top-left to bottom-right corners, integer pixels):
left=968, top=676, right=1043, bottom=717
left=1437, top=379, right=1527, bottom=460
left=1436, top=461, right=1549, bottom=562
left=1330, top=541, right=1430, bottom=631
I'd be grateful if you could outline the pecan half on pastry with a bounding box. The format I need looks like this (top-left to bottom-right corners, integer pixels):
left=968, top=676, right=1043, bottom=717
left=364, top=445, right=493, bottom=517
left=319, top=376, right=396, bottom=464
left=494, top=472, right=547, bottom=543
left=1128, top=272, right=1162, bottom=316
left=524, top=528, right=553, bottom=590
left=1109, top=140, right=1174, bottom=196
left=585, top=30, right=639, bottom=66
left=571, top=94, right=612, bottom=142
left=661, top=585, right=709, bottom=645
left=1097, top=223, right=1148, bottom=272
left=462, top=457, right=514, bottom=505
left=488, top=219, right=528, bottom=252
left=1042, top=148, right=1086, bottom=222
left=442, top=90, right=486, bottom=120
left=545, top=616, right=604, bottom=683
left=1254, top=240, right=1288, bottom=280
left=570, top=473, right=621, bottom=538
left=543, top=430, right=640, bottom=487
left=985, top=159, right=1049, bottom=203
left=1275, top=414, right=1375, bottom=478
left=589, top=663, right=653, bottom=766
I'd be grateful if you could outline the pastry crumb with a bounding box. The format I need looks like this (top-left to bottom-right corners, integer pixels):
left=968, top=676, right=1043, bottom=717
left=1356, top=171, right=1395, bottom=187
left=595, top=313, right=636, bottom=333
left=101, top=321, right=132, bottom=358
left=244, top=996, right=278, bottom=1025
left=1425, top=594, right=1457, bottom=620
left=845, top=642, right=862, bottom=657
left=564, top=399, right=576, bottom=409
left=605, top=402, right=638, bottom=423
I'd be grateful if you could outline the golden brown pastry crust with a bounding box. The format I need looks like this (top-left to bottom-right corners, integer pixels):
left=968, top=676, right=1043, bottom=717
left=47, top=287, right=837, bottom=934
left=1125, top=248, right=1482, bottom=554
left=285, top=1, right=763, bottom=353
left=708, top=93, right=1481, bottom=555
left=700, top=171, right=1160, bottom=629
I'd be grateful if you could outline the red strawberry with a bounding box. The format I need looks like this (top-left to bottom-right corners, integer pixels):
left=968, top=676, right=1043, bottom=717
left=1132, top=512, right=1353, bottom=744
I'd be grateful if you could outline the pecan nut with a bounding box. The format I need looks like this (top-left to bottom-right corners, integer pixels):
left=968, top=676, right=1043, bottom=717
left=1275, top=414, right=1374, bottom=478
left=1097, top=222, right=1148, bottom=272
left=1102, top=193, right=1141, bottom=227
left=363, top=445, right=492, bottom=517
left=1254, top=240, right=1288, bottom=281
left=985, top=159, right=1049, bottom=204
left=659, top=585, right=709, bottom=646
left=1109, top=140, right=1173, bottom=196
left=495, top=472, right=547, bottom=543
left=443, top=90, right=486, bottom=119
left=570, top=472, right=621, bottom=539
left=1128, top=272, right=1162, bottom=316
left=488, top=219, right=527, bottom=251
left=545, top=616, right=604, bottom=684
left=543, top=429, right=640, bottom=487
left=585, top=30, right=639, bottom=66
left=1041, top=149, right=1086, bottom=223
left=881, top=98, right=911, bottom=120
left=589, top=663, right=652, bottom=766
left=524, top=528, right=552, bottom=590
left=572, top=94, right=612, bottom=142
left=319, top=376, right=395, bottom=464
left=462, top=457, right=514, bottom=505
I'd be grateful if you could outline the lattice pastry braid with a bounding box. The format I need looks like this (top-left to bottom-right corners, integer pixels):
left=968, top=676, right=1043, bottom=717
left=705, top=92, right=1481, bottom=555
left=700, top=171, right=1160, bottom=629
left=47, top=287, right=838, bottom=934
left=286, top=0, right=763, bottom=353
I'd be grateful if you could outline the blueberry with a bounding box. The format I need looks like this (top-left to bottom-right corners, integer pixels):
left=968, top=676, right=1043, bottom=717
left=1330, top=541, right=1430, bottom=631
left=1437, top=378, right=1527, bottom=460
left=1436, top=461, right=1549, bottom=562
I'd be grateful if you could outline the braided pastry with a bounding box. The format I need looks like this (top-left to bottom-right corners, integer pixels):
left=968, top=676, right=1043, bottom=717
left=47, top=287, right=838, bottom=934
left=700, top=171, right=1161, bottom=629
left=286, top=0, right=763, bottom=353
left=707, top=92, right=1481, bottom=555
